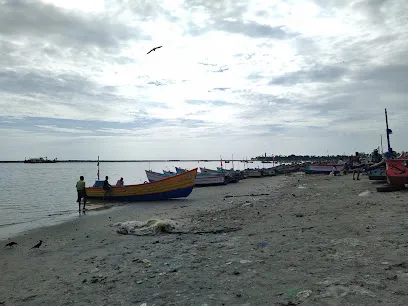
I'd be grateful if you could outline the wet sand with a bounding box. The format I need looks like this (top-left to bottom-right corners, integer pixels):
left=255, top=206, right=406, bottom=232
left=1, top=173, right=408, bottom=306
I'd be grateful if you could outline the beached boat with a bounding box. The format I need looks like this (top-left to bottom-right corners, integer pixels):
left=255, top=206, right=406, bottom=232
left=24, top=157, right=57, bottom=164
left=385, top=159, right=408, bottom=186
left=367, top=168, right=387, bottom=180
left=304, top=164, right=344, bottom=174
left=85, top=168, right=197, bottom=201
left=198, top=167, right=244, bottom=182
left=274, top=164, right=300, bottom=174
left=147, top=169, right=228, bottom=187
left=261, top=168, right=276, bottom=176
left=244, top=169, right=262, bottom=177
left=365, top=159, right=387, bottom=180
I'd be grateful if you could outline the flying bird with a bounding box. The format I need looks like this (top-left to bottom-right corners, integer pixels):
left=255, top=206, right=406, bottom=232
left=146, top=46, right=162, bottom=55
left=4, top=241, right=18, bottom=248
left=31, top=240, right=43, bottom=249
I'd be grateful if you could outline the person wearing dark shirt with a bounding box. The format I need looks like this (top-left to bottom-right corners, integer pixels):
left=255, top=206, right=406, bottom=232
left=103, top=176, right=112, bottom=200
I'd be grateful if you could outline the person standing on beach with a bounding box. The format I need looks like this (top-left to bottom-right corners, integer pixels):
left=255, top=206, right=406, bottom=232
left=76, top=176, right=86, bottom=211
left=103, top=176, right=112, bottom=200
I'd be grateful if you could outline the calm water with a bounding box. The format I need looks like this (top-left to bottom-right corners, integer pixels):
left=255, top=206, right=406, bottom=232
left=0, top=160, right=271, bottom=239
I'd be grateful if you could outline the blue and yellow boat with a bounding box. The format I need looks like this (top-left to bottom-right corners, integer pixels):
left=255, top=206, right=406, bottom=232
left=85, top=168, right=198, bottom=201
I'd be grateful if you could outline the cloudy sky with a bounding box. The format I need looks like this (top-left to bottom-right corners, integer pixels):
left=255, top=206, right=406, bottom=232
left=0, top=0, right=407, bottom=160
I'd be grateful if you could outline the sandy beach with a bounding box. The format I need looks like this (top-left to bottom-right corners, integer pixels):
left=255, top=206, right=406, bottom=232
left=1, top=173, right=408, bottom=306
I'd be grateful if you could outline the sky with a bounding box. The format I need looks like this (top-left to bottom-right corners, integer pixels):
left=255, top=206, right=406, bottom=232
left=0, top=0, right=407, bottom=160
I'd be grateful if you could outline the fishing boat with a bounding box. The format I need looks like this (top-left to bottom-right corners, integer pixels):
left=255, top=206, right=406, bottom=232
left=261, top=168, right=276, bottom=176
left=385, top=158, right=408, bottom=186
left=364, top=158, right=387, bottom=180
left=304, top=164, right=344, bottom=174
left=244, top=169, right=262, bottom=177
left=86, top=168, right=198, bottom=201
left=198, top=167, right=244, bottom=182
left=274, top=164, right=300, bottom=174
left=367, top=167, right=387, bottom=180
left=24, top=157, right=57, bottom=163
left=176, top=167, right=234, bottom=184
left=146, top=169, right=228, bottom=187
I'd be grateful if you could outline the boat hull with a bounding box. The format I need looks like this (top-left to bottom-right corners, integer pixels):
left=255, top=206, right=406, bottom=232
left=85, top=168, right=197, bottom=201
left=386, top=159, right=408, bottom=185
left=304, top=164, right=344, bottom=174
left=367, top=168, right=387, bottom=180
left=244, top=170, right=262, bottom=177
left=146, top=170, right=227, bottom=186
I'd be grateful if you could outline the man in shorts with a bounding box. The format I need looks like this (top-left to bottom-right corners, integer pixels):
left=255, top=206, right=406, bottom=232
left=76, top=176, right=87, bottom=211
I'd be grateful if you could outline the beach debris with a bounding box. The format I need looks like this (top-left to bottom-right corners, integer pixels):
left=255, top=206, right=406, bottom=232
left=259, top=242, right=268, bottom=247
left=358, top=190, right=371, bottom=197
left=4, top=241, right=18, bottom=248
left=298, top=185, right=307, bottom=189
left=296, top=289, right=312, bottom=301
left=242, top=203, right=253, bottom=207
left=114, top=219, right=241, bottom=236
left=224, top=193, right=269, bottom=198
left=30, top=240, right=43, bottom=249
left=294, top=213, right=304, bottom=218
left=287, top=287, right=303, bottom=297
left=239, top=260, right=252, bottom=264
left=114, top=219, right=179, bottom=235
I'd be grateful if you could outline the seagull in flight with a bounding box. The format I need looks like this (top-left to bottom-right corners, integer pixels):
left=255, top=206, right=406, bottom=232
left=147, top=46, right=162, bottom=55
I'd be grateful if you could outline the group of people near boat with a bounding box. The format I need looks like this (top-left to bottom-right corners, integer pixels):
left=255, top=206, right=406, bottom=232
left=75, top=175, right=124, bottom=211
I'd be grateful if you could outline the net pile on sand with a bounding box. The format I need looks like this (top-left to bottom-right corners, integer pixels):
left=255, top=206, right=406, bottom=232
left=113, top=219, right=180, bottom=236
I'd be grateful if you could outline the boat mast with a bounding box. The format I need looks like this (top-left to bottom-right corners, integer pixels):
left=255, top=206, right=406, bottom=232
left=380, top=134, right=384, bottom=154
left=97, top=156, right=100, bottom=180
left=385, top=108, right=392, bottom=154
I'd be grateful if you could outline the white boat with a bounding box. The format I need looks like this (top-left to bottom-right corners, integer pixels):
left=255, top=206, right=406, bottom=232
left=145, top=170, right=227, bottom=186
left=304, top=164, right=344, bottom=174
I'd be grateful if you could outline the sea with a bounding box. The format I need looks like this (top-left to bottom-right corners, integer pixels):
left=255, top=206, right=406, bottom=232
left=0, top=160, right=270, bottom=240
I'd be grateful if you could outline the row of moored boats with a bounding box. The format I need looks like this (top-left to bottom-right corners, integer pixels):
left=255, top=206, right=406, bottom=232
left=145, top=164, right=301, bottom=187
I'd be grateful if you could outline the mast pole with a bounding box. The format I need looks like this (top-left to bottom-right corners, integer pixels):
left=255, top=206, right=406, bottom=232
left=97, top=156, right=100, bottom=180
left=385, top=108, right=391, bottom=154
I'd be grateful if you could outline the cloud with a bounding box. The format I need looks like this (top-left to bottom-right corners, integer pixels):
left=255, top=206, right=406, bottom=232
left=0, top=0, right=148, bottom=51
left=0, top=0, right=408, bottom=160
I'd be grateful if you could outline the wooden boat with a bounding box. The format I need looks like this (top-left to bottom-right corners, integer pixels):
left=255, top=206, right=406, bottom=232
left=304, top=164, right=344, bottom=174
left=367, top=168, right=387, bottom=180
left=274, top=164, right=300, bottom=174
left=365, top=159, right=387, bottom=180
left=163, top=170, right=175, bottom=174
left=198, top=167, right=244, bottom=182
left=385, top=158, right=408, bottom=186
left=146, top=169, right=228, bottom=187
left=244, top=169, right=262, bottom=177
left=261, top=168, right=276, bottom=176
left=85, top=168, right=197, bottom=201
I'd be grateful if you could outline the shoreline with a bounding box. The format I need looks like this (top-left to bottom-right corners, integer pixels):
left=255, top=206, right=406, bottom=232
left=2, top=173, right=408, bottom=305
